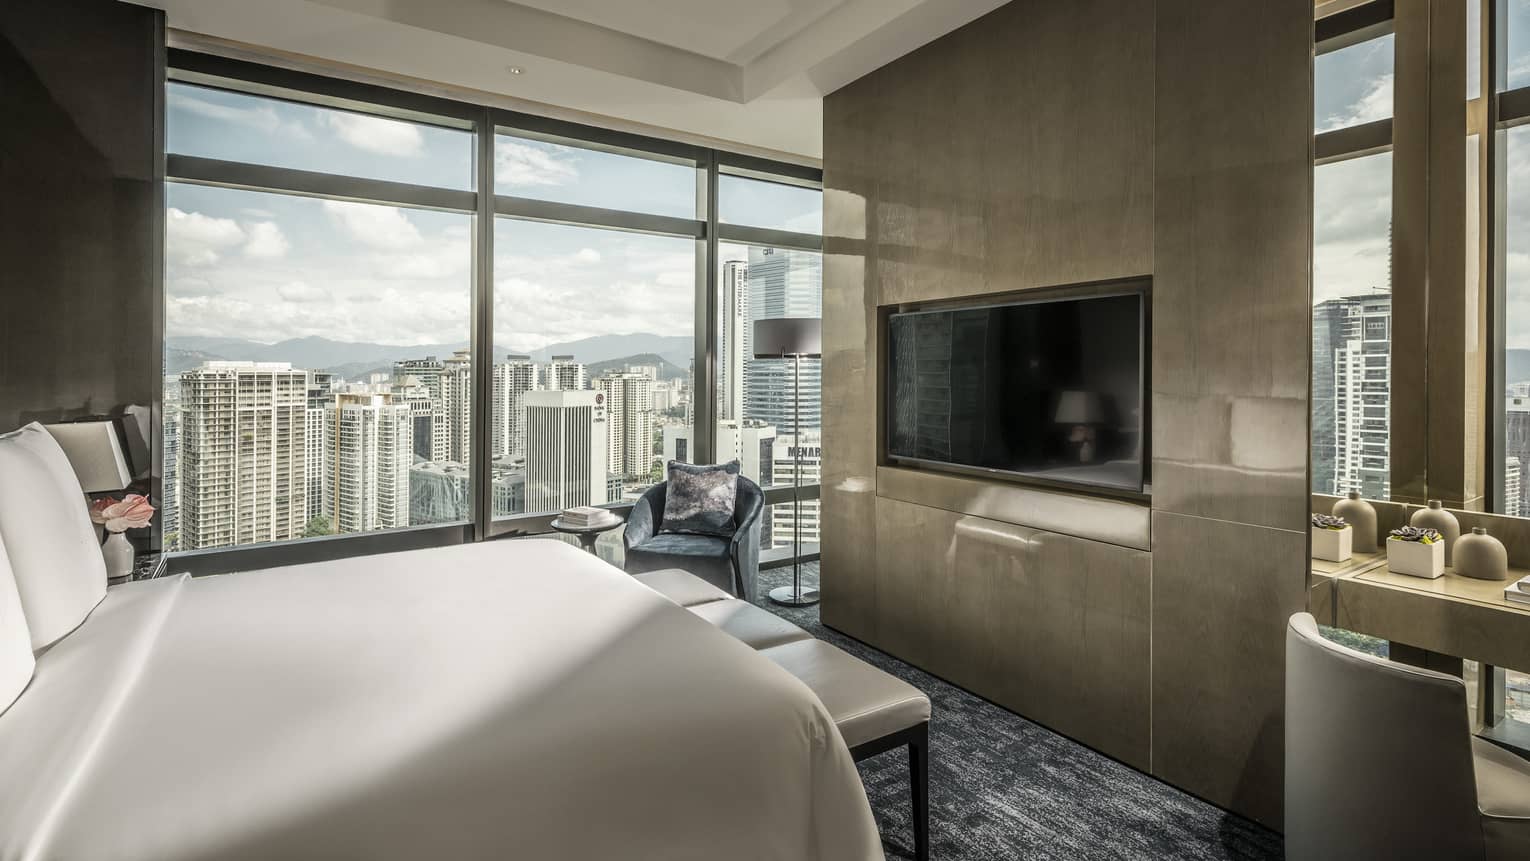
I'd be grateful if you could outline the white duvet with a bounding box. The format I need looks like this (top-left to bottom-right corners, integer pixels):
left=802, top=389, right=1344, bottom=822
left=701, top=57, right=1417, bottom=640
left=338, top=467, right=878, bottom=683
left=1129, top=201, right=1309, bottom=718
left=0, top=539, right=883, bottom=861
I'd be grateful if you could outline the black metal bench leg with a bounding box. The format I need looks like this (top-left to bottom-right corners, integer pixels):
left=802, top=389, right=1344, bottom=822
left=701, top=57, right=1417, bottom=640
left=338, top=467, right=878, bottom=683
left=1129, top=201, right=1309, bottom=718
left=909, top=723, right=929, bottom=861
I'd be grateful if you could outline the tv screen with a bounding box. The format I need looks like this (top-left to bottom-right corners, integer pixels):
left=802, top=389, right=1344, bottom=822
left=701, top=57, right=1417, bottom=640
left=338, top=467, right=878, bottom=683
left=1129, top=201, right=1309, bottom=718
left=885, top=291, right=1146, bottom=493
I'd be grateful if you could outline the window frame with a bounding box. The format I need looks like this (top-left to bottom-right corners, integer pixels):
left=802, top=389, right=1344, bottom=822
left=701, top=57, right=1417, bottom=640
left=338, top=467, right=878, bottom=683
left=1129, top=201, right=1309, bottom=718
left=159, top=48, right=823, bottom=573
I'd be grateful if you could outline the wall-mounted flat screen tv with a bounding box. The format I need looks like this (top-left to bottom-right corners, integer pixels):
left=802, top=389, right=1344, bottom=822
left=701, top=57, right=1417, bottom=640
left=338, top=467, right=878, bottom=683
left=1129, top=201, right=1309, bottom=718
left=885, top=289, right=1147, bottom=494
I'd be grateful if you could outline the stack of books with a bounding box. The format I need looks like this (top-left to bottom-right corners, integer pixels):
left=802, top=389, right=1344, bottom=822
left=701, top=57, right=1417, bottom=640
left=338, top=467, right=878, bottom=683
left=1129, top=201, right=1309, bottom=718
left=1505, top=576, right=1530, bottom=607
left=559, top=506, right=620, bottom=529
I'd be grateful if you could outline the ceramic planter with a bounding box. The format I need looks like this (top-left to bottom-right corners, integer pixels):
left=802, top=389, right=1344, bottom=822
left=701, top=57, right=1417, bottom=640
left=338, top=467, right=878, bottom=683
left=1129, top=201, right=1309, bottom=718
left=1333, top=492, right=1378, bottom=553
left=1454, top=527, right=1509, bottom=581
left=1311, top=525, right=1353, bottom=563
left=1388, top=537, right=1445, bottom=579
left=1410, top=501, right=1461, bottom=566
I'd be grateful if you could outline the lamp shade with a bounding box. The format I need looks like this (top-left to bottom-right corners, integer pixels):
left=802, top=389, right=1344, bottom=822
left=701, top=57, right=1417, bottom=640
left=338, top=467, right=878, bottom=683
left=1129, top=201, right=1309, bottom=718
left=753, top=317, right=822, bottom=358
left=1054, top=391, right=1106, bottom=425
left=43, top=421, right=132, bottom=493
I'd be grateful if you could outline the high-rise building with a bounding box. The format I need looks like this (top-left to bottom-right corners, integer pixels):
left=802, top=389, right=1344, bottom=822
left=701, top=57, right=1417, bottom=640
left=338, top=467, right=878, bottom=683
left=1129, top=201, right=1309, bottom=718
left=545, top=355, right=588, bottom=391
left=393, top=357, right=448, bottom=461
left=596, top=371, right=655, bottom=479
left=719, top=259, right=748, bottom=422
left=492, top=354, right=539, bottom=459
left=1312, top=293, right=1391, bottom=499
left=441, top=350, right=473, bottom=464
left=178, top=362, right=308, bottom=551
left=770, top=428, right=821, bottom=552
left=745, top=247, right=822, bottom=434
left=524, top=389, right=608, bottom=512
left=304, top=407, right=327, bottom=522
left=304, top=370, right=332, bottom=523
left=161, top=377, right=181, bottom=551
left=1506, top=457, right=1523, bottom=518
left=1505, top=398, right=1530, bottom=516
left=323, top=394, right=413, bottom=535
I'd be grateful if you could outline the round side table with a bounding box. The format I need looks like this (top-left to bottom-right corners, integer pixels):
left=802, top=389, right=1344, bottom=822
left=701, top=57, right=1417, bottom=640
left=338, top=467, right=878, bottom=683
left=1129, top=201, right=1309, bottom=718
left=549, top=517, right=624, bottom=554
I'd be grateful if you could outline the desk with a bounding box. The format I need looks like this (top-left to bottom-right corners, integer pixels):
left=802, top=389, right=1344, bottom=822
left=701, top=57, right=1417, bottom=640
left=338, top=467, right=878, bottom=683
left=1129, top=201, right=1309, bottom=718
left=1317, top=558, right=1530, bottom=741
left=1334, top=565, right=1530, bottom=674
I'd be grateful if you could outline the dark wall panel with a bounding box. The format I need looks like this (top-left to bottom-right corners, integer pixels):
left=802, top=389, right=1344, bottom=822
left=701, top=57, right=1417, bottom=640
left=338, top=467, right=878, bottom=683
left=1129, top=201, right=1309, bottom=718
left=0, top=0, right=164, bottom=433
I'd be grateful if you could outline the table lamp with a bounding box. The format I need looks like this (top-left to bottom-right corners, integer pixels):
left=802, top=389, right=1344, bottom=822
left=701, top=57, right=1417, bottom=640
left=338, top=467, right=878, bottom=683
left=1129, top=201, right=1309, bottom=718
left=43, top=421, right=132, bottom=493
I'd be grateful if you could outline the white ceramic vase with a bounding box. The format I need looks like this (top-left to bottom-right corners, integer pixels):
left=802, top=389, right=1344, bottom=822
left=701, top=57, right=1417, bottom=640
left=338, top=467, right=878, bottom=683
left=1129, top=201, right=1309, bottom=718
left=102, top=531, right=134, bottom=581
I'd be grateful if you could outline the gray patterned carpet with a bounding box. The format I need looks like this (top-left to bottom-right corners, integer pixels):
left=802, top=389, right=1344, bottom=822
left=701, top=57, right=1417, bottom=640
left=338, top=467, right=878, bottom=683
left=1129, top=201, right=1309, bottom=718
left=753, top=563, right=1284, bottom=861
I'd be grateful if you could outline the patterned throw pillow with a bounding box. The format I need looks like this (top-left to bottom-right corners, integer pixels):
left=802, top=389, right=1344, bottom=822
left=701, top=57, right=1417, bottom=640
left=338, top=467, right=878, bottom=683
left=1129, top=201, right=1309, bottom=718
left=660, top=460, right=741, bottom=537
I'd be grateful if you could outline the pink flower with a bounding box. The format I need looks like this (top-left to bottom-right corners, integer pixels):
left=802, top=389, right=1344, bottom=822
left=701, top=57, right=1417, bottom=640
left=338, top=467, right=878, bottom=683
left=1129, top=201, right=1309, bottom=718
left=89, top=497, right=118, bottom=526
left=93, top=494, right=155, bottom=533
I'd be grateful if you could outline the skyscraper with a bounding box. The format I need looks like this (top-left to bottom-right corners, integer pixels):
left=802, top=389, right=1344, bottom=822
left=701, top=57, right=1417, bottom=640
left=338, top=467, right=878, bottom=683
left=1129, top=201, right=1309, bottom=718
left=323, top=394, right=413, bottom=534
left=1504, top=398, right=1530, bottom=516
left=524, top=389, right=608, bottom=512
left=441, top=349, right=472, bottom=464
left=178, top=362, right=308, bottom=550
left=393, top=357, right=448, bottom=462
left=304, top=371, right=332, bottom=523
left=596, top=371, right=655, bottom=480
left=770, top=429, right=821, bottom=551
left=719, top=259, right=748, bottom=422
left=746, top=247, right=822, bottom=434
left=545, top=355, right=588, bottom=391
left=1506, top=457, right=1523, bottom=518
left=161, top=378, right=181, bottom=551
left=1311, top=293, right=1391, bottom=499
left=492, top=354, right=539, bottom=459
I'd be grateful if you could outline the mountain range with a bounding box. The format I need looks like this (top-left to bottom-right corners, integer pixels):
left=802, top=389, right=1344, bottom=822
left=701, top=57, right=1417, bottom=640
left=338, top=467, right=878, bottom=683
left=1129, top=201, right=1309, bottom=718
left=165, top=333, right=693, bottom=379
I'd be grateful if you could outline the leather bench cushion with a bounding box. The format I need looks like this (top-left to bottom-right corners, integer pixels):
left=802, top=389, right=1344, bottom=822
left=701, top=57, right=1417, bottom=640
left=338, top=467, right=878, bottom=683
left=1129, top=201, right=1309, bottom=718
left=630, top=568, right=732, bottom=607
left=760, top=638, right=931, bottom=749
left=688, top=599, right=812, bottom=651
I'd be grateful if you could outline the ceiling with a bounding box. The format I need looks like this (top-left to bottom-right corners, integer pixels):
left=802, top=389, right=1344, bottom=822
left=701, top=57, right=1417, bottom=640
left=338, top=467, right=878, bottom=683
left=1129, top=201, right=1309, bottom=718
left=126, top=0, right=1011, bottom=159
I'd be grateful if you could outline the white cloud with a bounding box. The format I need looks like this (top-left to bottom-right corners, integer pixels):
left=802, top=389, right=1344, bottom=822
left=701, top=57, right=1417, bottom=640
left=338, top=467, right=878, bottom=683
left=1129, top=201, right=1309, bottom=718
left=320, top=112, right=424, bottom=157
left=574, top=247, right=601, bottom=264
left=167, top=207, right=245, bottom=268
left=321, top=200, right=423, bottom=249
left=495, top=139, right=579, bottom=187
left=1317, top=73, right=1393, bottom=134
left=168, top=90, right=311, bottom=140
left=276, top=281, right=330, bottom=303
left=243, top=222, right=290, bottom=259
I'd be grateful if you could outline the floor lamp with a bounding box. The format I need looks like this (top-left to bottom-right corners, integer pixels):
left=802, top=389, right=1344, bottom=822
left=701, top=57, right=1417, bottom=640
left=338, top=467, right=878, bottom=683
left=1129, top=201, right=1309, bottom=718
left=753, top=317, right=822, bottom=607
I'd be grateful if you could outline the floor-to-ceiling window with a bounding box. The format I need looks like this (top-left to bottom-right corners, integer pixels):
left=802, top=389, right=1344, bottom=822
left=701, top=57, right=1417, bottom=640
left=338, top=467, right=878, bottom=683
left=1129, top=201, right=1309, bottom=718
left=163, top=80, right=476, bottom=553
left=1313, top=22, right=1396, bottom=500
left=158, top=52, right=822, bottom=570
left=714, top=172, right=822, bottom=561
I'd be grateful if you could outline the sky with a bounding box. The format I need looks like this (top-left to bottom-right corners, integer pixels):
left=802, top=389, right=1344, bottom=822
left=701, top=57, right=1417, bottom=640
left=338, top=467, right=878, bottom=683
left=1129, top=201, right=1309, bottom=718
left=164, top=82, right=821, bottom=353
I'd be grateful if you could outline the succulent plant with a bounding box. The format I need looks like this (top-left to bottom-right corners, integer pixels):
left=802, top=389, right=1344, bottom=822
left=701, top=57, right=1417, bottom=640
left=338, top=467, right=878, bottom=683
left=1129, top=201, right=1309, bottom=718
left=1389, top=526, right=1443, bottom=544
left=1311, top=514, right=1348, bottom=531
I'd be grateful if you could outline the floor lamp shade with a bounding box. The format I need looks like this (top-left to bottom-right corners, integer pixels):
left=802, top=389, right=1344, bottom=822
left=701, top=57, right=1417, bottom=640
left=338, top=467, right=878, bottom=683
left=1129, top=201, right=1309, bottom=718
left=753, top=317, right=822, bottom=359
left=43, top=421, right=132, bottom=493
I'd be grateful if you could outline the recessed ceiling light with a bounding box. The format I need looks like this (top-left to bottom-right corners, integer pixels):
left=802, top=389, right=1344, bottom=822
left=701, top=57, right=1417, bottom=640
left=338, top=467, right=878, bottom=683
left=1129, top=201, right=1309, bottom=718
left=508, top=66, right=524, bottom=75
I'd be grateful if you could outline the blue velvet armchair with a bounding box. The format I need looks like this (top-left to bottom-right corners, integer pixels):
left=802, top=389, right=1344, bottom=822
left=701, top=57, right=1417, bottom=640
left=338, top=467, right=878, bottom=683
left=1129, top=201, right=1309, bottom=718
left=622, top=475, right=764, bottom=601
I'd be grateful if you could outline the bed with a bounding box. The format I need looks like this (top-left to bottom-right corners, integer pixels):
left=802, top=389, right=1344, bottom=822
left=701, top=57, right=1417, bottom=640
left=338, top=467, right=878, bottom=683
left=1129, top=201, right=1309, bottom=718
left=0, top=538, right=884, bottom=861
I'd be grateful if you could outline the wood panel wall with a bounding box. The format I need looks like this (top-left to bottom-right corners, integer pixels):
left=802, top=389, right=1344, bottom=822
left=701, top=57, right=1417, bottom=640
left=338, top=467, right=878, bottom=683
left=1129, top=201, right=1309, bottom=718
left=823, top=0, right=1311, bottom=827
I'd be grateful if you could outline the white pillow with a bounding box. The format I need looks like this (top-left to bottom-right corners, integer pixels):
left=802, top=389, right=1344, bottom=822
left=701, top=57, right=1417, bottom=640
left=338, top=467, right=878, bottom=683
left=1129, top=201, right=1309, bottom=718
left=0, top=529, right=34, bottom=713
left=0, top=423, right=107, bottom=649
